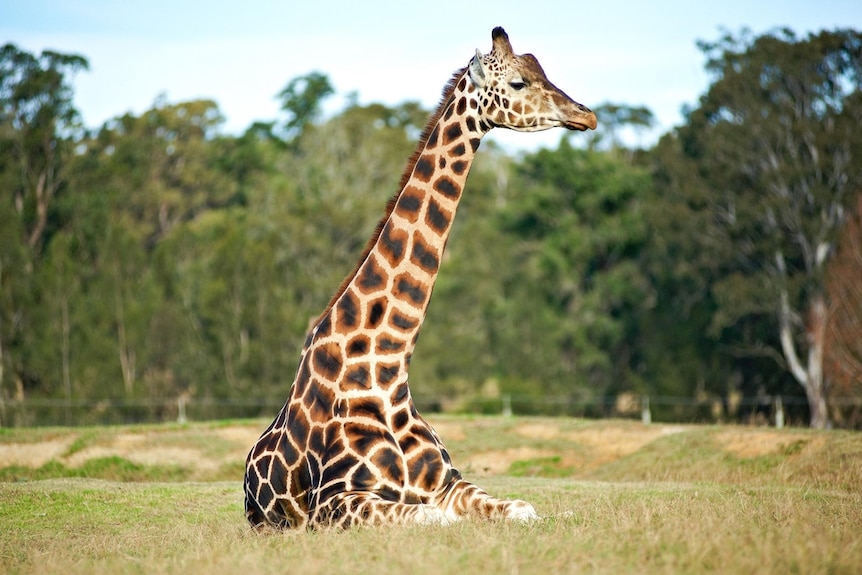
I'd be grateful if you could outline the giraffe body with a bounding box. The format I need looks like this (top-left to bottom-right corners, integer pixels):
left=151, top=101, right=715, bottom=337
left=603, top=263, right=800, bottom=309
left=244, top=27, right=596, bottom=530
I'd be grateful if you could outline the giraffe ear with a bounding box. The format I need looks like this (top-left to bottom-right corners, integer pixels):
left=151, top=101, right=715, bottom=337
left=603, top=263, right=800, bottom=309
left=468, top=50, right=486, bottom=88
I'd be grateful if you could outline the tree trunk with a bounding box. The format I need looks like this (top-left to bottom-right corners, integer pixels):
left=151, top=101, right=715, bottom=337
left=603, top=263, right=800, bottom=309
left=115, top=288, right=136, bottom=395
left=779, top=289, right=830, bottom=428
left=27, top=172, right=49, bottom=250
left=805, top=295, right=829, bottom=428
left=61, top=290, right=72, bottom=425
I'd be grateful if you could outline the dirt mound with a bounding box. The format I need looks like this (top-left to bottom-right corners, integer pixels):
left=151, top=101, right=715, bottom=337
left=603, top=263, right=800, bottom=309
left=1, top=420, right=819, bottom=481
left=459, top=422, right=688, bottom=475
left=714, top=429, right=818, bottom=458
left=0, top=425, right=257, bottom=477
left=0, top=438, right=75, bottom=468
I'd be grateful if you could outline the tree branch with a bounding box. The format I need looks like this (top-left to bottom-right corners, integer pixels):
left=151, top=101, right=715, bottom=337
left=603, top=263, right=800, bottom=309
left=778, top=287, right=809, bottom=385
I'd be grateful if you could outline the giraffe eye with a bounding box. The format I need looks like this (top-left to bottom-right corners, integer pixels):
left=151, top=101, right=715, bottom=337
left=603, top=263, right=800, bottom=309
left=509, top=81, right=527, bottom=90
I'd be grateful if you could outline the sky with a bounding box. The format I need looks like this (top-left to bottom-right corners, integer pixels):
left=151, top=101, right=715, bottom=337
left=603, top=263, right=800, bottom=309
left=2, top=0, right=861, bottom=151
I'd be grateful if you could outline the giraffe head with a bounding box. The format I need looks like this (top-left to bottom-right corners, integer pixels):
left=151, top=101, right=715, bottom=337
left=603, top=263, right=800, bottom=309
left=468, top=27, right=597, bottom=133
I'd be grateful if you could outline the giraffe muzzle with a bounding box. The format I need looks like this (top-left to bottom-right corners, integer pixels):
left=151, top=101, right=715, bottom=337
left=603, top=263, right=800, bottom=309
left=563, top=108, right=598, bottom=131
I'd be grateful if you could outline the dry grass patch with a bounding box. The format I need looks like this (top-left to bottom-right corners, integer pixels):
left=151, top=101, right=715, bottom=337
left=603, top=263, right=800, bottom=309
left=0, top=437, right=75, bottom=468
left=714, top=429, right=818, bottom=458
left=0, top=423, right=255, bottom=482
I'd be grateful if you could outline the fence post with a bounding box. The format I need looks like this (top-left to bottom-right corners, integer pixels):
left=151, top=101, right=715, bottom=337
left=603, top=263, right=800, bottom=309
left=641, top=395, right=652, bottom=425
left=177, top=396, right=187, bottom=424
left=774, top=396, right=784, bottom=429
left=502, top=394, right=512, bottom=417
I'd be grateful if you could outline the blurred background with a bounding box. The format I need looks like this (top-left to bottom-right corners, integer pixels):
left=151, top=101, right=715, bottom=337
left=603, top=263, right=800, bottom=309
left=1, top=1, right=861, bottom=428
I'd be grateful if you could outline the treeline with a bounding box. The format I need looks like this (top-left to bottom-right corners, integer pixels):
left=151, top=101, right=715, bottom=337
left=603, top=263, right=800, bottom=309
left=1, top=29, right=861, bottom=428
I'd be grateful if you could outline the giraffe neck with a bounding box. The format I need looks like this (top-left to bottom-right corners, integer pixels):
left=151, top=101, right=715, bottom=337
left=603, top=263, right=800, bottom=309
left=308, top=69, right=487, bottom=390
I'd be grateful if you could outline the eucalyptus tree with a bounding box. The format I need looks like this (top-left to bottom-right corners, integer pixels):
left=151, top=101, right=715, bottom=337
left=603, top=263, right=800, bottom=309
left=0, top=44, right=87, bottom=414
left=661, top=28, right=862, bottom=427
left=0, top=43, right=88, bottom=252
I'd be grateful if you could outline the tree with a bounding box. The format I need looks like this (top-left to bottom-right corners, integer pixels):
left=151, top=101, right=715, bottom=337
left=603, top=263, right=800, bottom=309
left=0, top=44, right=88, bottom=252
left=824, top=193, right=862, bottom=427
left=277, top=71, right=334, bottom=141
left=492, top=138, right=651, bottom=407
left=33, top=97, right=241, bottom=406
left=0, top=196, right=30, bottom=423
left=89, top=97, right=235, bottom=245
left=587, top=103, right=655, bottom=151
left=0, top=44, right=87, bottom=416
left=663, top=29, right=862, bottom=427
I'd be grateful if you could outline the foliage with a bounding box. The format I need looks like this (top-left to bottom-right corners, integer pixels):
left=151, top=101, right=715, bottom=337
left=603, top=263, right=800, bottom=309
left=586, top=102, right=655, bottom=150
left=824, top=194, right=862, bottom=426
left=0, top=43, right=88, bottom=251
left=0, top=44, right=89, bottom=413
left=497, top=138, right=651, bottom=402
left=647, top=28, right=862, bottom=427
left=277, top=71, right=335, bottom=141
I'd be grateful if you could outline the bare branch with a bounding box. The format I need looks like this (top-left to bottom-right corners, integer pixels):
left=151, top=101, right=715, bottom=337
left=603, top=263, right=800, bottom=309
left=778, top=288, right=809, bottom=385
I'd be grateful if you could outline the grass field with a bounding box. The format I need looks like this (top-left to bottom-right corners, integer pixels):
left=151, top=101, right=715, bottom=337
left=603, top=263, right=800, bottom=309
left=1, top=416, right=860, bottom=574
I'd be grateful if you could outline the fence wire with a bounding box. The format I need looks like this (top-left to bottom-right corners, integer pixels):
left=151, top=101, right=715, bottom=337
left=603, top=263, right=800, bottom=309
left=2, top=394, right=860, bottom=428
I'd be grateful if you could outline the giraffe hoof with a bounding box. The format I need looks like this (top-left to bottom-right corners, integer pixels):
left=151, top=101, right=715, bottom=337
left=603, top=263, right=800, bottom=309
left=506, top=501, right=540, bottom=522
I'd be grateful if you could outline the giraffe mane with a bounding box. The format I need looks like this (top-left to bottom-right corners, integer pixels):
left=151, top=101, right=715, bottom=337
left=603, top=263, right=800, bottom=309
left=313, top=66, right=469, bottom=328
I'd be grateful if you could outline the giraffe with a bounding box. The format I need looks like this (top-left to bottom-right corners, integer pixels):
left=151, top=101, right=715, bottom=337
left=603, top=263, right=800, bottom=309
left=244, top=26, right=597, bottom=530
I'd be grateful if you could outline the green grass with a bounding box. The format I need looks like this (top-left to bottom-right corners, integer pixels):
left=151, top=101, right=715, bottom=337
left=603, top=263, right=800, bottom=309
left=509, top=455, right=576, bottom=477
left=1, top=416, right=860, bottom=574
left=0, top=456, right=188, bottom=482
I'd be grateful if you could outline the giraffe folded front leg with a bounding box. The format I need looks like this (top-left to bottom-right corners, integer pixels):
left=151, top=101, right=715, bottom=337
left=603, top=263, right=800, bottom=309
left=312, top=492, right=453, bottom=529
left=438, top=478, right=539, bottom=522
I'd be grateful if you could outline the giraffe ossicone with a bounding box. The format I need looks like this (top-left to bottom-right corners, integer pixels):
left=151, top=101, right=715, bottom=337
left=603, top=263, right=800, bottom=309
left=244, top=26, right=596, bottom=530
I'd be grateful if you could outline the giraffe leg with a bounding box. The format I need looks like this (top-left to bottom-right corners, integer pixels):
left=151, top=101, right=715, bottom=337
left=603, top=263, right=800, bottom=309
left=312, top=492, right=452, bottom=529
left=437, top=479, right=539, bottom=522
